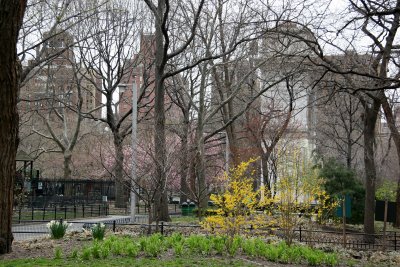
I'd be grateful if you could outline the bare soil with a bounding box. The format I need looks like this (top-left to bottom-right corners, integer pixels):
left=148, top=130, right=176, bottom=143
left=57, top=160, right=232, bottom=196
left=0, top=232, right=92, bottom=261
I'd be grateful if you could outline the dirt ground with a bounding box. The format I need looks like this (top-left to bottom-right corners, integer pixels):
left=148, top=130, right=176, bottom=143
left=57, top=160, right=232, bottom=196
left=0, top=232, right=92, bottom=261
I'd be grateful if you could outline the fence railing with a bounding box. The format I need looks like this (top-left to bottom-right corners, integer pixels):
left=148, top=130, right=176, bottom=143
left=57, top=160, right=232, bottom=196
left=296, top=227, right=399, bottom=251
left=12, top=203, right=109, bottom=223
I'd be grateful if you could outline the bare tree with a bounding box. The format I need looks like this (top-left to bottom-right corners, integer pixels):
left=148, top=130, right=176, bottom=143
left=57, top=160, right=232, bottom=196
left=77, top=0, right=141, bottom=208
left=0, top=0, right=27, bottom=255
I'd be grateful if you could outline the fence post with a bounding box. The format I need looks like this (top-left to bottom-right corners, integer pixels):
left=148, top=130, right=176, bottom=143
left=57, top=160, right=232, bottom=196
left=74, top=205, right=76, bottom=218
left=82, top=204, right=85, bottom=218
left=99, top=205, right=101, bottom=216
left=54, top=206, right=57, bottom=220
left=299, top=226, right=302, bottom=242
left=113, top=220, right=116, bottom=232
left=31, top=206, right=34, bottom=220
left=64, top=206, right=67, bottom=219
left=18, top=208, right=21, bottom=223
left=137, top=204, right=140, bottom=214
left=161, top=221, right=164, bottom=235
left=42, top=207, right=46, bottom=220
left=91, top=205, right=93, bottom=217
left=395, top=232, right=397, bottom=251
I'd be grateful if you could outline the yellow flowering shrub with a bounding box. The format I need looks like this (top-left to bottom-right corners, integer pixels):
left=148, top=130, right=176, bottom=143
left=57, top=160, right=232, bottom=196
left=201, top=158, right=271, bottom=238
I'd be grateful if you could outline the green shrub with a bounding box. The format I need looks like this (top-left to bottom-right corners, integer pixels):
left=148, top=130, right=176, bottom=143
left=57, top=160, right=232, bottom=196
left=303, top=249, right=324, bottom=266
left=324, top=253, right=338, bottom=266
left=242, top=238, right=257, bottom=257
left=173, top=242, right=184, bottom=256
left=141, top=234, right=164, bottom=257
left=54, top=247, right=62, bottom=259
left=101, top=245, right=110, bottom=259
left=47, top=220, right=70, bottom=239
left=166, top=232, right=183, bottom=249
left=81, top=247, right=92, bottom=260
left=91, top=223, right=106, bottom=241
left=264, top=245, right=280, bottom=262
left=91, top=242, right=102, bottom=259
left=111, top=239, right=125, bottom=256
left=199, top=237, right=212, bottom=255
left=227, top=235, right=242, bottom=256
left=70, top=249, right=78, bottom=259
left=126, top=243, right=140, bottom=257
left=185, top=235, right=202, bottom=254
left=211, top=236, right=226, bottom=255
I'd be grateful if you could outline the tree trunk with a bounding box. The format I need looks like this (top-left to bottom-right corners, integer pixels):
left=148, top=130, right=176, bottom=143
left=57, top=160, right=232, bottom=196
left=114, top=134, right=127, bottom=208
left=179, top=118, right=190, bottom=204
left=363, top=99, right=380, bottom=235
left=152, top=0, right=170, bottom=222
left=0, top=0, right=26, bottom=254
left=380, top=94, right=400, bottom=227
left=63, top=151, right=72, bottom=180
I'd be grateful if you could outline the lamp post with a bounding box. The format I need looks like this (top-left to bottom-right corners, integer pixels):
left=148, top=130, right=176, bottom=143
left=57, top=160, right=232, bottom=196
left=130, top=82, right=138, bottom=222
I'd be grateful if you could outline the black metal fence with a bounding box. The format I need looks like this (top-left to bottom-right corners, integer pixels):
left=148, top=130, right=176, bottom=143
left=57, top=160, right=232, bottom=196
left=12, top=203, right=109, bottom=223
left=296, top=227, right=399, bottom=251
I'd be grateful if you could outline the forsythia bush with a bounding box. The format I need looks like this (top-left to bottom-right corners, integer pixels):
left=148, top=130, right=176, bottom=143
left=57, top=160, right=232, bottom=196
left=201, top=158, right=270, bottom=237
left=202, top=155, right=337, bottom=246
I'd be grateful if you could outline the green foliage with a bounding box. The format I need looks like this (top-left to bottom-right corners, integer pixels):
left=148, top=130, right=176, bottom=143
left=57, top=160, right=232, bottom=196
left=91, top=242, right=102, bottom=259
left=64, top=233, right=340, bottom=266
left=53, top=247, right=62, bottom=260
left=211, top=235, right=226, bottom=255
left=91, top=223, right=106, bottom=241
left=141, top=233, right=164, bottom=257
left=376, top=181, right=397, bottom=202
left=81, top=246, right=91, bottom=260
left=227, top=235, right=242, bottom=256
left=47, top=220, right=70, bottom=239
left=126, top=243, right=140, bottom=257
left=319, top=159, right=365, bottom=224
left=70, top=249, right=78, bottom=259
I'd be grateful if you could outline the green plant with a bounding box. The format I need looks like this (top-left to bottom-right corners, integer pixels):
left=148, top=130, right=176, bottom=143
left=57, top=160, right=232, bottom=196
left=53, top=247, right=62, bottom=259
left=91, top=223, right=106, bottom=241
left=111, top=239, right=125, bottom=255
left=47, top=220, right=70, bottom=239
left=81, top=246, right=91, bottom=260
left=264, top=245, right=280, bottom=262
left=185, top=235, right=202, bottom=254
left=126, top=242, right=140, bottom=257
left=91, top=242, right=102, bottom=259
left=227, top=235, right=242, bottom=256
left=198, top=237, right=212, bottom=255
left=242, top=238, right=257, bottom=257
left=319, top=158, right=365, bottom=224
left=141, top=234, right=164, bottom=257
left=70, top=249, right=78, bottom=259
left=211, top=235, right=226, bottom=255
left=324, top=253, right=338, bottom=266
left=173, top=242, right=184, bottom=256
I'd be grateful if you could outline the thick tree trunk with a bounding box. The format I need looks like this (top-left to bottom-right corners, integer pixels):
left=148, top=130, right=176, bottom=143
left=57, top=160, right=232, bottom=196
left=152, top=0, right=170, bottom=222
left=0, top=0, right=26, bottom=255
left=195, top=67, right=208, bottom=211
left=63, top=151, right=72, bottom=180
left=363, top=100, right=380, bottom=236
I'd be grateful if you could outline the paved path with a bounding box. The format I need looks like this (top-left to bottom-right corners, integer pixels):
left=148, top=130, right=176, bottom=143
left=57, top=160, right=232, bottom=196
left=12, top=215, right=148, bottom=241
